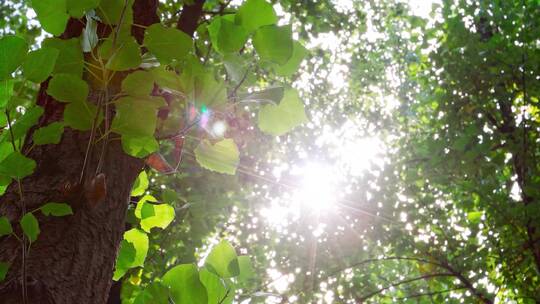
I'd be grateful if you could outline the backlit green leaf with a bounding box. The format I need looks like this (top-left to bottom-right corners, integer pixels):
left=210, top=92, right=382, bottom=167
left=135, top=200, right=175, bottom=232
left=2, top=106, right=44, bottom=142
left=121, top=135, right=159, bottom=158
left=205, top=240, right=240, bottom=278
left=32, top=122, right=64, bottom=145
left=40, top=202, right=73, bottom=216
left=208, top=16, right=248, bottom=54
left=253, top=25, right=293, bottom=64
left=258, top=89, right=307, bottom=135
left=0, top=217, right=13, bottom=237
left=274, top=41, right=308, bottom=77
left=237, top=255, right=255, bottom=283
left=200, top=269, right=232, bottom=304
left=162, top=264, right=208, bottom=304
left=194, top=139, right=239, bottom=175
left=113, top=228, right=149, bottom=280
left=0, top=79, right=14, bottom=108
left=98, top=0, right=133, bottom=25
left=0, top=152, right=36, bottom=179
left=20, top=212, right=39, bottom=243
left=236, top=0, right=277, bottom=32
left=31, top=0, right=70, bottom=36
left=131, top=171, right=149, bottom=197
left=144, top=24, right=192, bottom=64
left=0, top=36, right=28, bottom=80
left=112, top=96, right=165, bottom=137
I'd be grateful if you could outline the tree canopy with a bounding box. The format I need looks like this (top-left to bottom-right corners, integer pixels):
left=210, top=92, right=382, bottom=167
left=0, top=0, right=539, bottom=303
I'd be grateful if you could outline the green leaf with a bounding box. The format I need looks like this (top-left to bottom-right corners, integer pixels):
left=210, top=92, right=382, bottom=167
left=0, top=217, right=13, bottom=237
left=22, top=48, right=59, bottom=83
left=31, top=0, right=70, bottom=36
left=99, top=38, right=141, bottom=71
left=134, top=198, right=175, bottom=232
left=40, top=202, right=73, bottom=216
left=121, top=135, right=159, bottom=158
left=0, top=79, right=14, bottom=108
left=98, top=0, right=133, bottom=25
left=199, top=269, right=232, bottom=304
left=0, top=152, right=36, bottom=179
left=162, top=264, right=208, bottom=304
left=1, top=106, right=44, bottom=142
left=467, top=211, right=483, bottom=223
left=151, top=66, right=182, bottom=91
left=113, top=228, right=149, bottom=280
left=258, top=88, right=307, bottom=135
left=0, top=36, right=28, bottom=80
left=63, top=101, right=101, bottom=131
left=112, top=96, right=165, bottom=137
left=135, top=282, right=170, bottom=304
left=67, top=0, right=99, bottom=18
left=223, top=54, right=247, bottom=84
left=131, top=171, right=148, bottom=197
left=237, top=255, right=255, bottom=283
left=208, top=16, right=248, bottom=54
left=122, top=70, right=155, bottom=96
left=194, top=139, right=239, bottom=175
left=240, top=86, right=284, bottom=103
left=236, top=0, right=277, bottom=32
left=113, top=240, right=136, bottom=281
left=20, top=212, right=39, bottom=243
left=274, top=41, right=308, bottom=77
left=0, top=262, right=8, bottom=282
left=253, top=25, right=293, bottom=65
left=47, top=73, right=88, bottom=103
left=42, top=38, right=84, bottom=77
left=144, top=24, right=192, bottom=64
left=32, top=122, right=64, bottom=145
left=205, top=240, right=240, bottom=278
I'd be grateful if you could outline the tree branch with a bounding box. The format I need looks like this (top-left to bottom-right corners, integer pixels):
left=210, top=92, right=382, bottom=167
left=176, top=0, right=206, bottom=37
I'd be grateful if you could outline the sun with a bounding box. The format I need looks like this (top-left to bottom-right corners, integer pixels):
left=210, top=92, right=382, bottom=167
left=293, top=163, right=337, bottom=213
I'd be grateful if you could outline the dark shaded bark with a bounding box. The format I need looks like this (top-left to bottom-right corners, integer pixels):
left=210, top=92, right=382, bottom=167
left=0, top=1, right=159, bottom=303
left=176, top=0, right=205, bottom=37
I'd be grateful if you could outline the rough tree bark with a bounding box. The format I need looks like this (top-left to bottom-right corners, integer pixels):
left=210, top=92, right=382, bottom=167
left=0, top=1, right=159, bottom=303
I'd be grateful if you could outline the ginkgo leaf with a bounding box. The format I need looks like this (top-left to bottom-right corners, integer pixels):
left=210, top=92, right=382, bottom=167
left=113, top=228, right=148, bottom=280
left=40, top=203, right=73, bottom=216
left=0, top=217, right=13, bottom=237
left=33, top=122, right=64, bottom=145
left=162, top=264, right=208, bottom=304
left=205, top=240, right=240, bottom=278
left=134, top=199, right=175, bottom=232
left=122, top=135, right=159, bottom=158
left=47, top=73, right=89, bottom=103
left=22, top=47, right=59, bottom=83
left=63, top=101, right=101, bottom=131
left=131, top=171, right=149, bottom=197
left=144, top=24, right=192, bottom=64
left=258, top=89, right=307, bottom=135
left=195, top=139, right=239, bottom=175
left=20, top=212, right=39, bottom=243
left=274, top=41, right=308, bottom=77
left=121, top=70, right=155, bottom=96
left=0, top=152, right=36, bottom=179
left=30, top=0, right=70, bottom=36
left=253, top=25, right=293, bottom=65
left=0, top=36, right=28, bottom=80
left=236, top=0, right=277, bottom=32
left=42, top=38, right=84, bottom=77
left=0, top=262, right=9, bottom=282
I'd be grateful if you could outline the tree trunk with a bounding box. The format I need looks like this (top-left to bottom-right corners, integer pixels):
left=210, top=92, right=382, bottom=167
left=0, top=1, right=158, bottom=303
